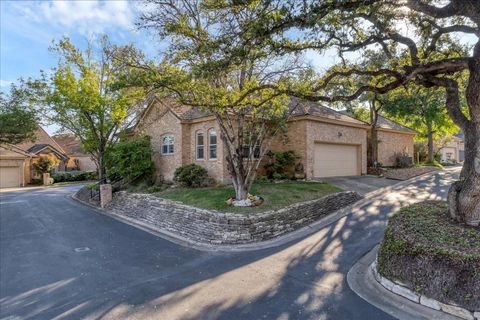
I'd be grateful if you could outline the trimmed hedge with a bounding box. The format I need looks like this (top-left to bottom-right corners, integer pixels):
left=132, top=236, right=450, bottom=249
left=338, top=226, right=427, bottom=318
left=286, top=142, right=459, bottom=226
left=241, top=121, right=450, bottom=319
left=173, top=164, right=210, bottom=187
left=52, top=171, right=98, bottom=183
left=377, top=201, right=480, bottom=311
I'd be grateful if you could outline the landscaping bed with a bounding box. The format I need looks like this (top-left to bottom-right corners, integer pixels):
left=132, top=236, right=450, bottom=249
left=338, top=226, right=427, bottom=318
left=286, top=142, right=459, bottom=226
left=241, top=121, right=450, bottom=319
left=383, top=166, right=439, bottom=180
left=156, top=181, right=342, bottom=213
left=104, top=188, right=362, bottom=245
left=377, top=201, right=480, bottom=311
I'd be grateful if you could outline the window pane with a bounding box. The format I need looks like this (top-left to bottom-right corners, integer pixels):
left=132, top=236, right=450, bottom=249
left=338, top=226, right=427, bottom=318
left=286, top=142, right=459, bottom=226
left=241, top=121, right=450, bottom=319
left=197, top=146, right=204, bottom=159
left=209, top=131, right=217, bottom=144
left=254, top=146, right=261, bottom=159
left=169, top=144, right=174, bottom=154
left=209, top=145, right=217, bottom=159
left=197, top=134, right=204, bottom=146
left=162, top=145, right=168, bottom=154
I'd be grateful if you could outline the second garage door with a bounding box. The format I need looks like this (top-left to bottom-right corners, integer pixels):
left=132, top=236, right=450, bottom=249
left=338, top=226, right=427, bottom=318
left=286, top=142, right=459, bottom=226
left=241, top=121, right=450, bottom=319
left=314, top=143, right=359, bottom=178
left=0, top=166, right=21, bottom=188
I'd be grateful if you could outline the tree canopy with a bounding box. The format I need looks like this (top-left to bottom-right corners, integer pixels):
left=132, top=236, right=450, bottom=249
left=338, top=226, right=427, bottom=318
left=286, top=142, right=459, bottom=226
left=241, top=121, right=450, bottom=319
left=0, top=85, right=37, bottom=145
left=25, top=36, right=145, bottom=182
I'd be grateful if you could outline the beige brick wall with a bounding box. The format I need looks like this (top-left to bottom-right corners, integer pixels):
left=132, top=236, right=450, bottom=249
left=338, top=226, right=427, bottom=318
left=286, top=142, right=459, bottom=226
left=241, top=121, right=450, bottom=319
left=305, top=120, right=368, bottom=178
left=188, top=120, right=227, bottom=182
left=136, top=104, right=183, bottom=181
left=377, top=130, right=414, bottom=166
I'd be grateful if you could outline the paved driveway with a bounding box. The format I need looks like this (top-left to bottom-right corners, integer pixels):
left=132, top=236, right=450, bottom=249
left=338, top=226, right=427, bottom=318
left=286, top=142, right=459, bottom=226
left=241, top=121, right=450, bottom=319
left=320, top=175, right=398, bottom=195
left=0, top=168, right=459, bottom=320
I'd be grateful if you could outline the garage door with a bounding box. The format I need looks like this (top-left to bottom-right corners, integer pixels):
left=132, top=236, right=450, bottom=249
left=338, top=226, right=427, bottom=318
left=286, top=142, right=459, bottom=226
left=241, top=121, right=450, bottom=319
left=0, top=167, right=21, bottom=188
left=314, top=143, right=359, bottom=177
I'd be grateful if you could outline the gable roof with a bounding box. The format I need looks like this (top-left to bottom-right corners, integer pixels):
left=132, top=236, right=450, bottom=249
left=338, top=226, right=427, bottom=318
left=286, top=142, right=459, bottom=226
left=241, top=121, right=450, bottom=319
left=133, top=95, right=366, bottom=131
left=53, top=134, right=89, bottom=156
left=27, top=144, right=69, bottom=160
left=0, top=144, right=37, bottom=158
left=288, top=97, right=366, bottom=125
left=375, top=115, right=416, bottom=134
left=15, top=126, right=67, bottom=155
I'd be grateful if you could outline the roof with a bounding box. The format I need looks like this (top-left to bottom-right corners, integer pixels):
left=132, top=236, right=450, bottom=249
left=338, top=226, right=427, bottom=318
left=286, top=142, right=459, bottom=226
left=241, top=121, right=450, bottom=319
left=135, top=95, right=366, bottom=131
left=375, top=115, right=416, bottom=134
left=27, top=144, right=69, bottom=160
left=288, top=97, right=366, bottom=125
left=53, top=134, right=88, bottom=156
left=0, top=144, right=37, bottom=158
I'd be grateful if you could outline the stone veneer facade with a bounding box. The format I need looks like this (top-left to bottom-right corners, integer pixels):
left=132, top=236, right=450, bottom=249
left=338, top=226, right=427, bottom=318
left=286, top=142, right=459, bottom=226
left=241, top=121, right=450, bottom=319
left=106, top=190, right=362, bottom=245
left=377, top=130, right=415, bottom=166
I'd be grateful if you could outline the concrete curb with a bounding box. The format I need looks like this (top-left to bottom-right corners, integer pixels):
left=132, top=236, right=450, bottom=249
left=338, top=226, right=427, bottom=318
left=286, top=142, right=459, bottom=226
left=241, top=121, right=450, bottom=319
left=347, top=246, right=463, bottom=320
left=371, top=258, right=479, bottom=320
left=70, top=168, right=457, bottom=252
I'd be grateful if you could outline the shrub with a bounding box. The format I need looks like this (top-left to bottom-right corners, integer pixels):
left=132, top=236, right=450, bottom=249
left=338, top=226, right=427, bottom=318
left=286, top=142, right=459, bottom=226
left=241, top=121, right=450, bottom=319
left=174, top=164, right=209, bottom=187
left=52, top=171, right=98, bottom=183
left=264, top=150, right=300, bottom=179
left=105, top=136, right=154, bottom=183
left=33, top=155, right=60, bottom=174
left=393, top=151, right=412, bottom=168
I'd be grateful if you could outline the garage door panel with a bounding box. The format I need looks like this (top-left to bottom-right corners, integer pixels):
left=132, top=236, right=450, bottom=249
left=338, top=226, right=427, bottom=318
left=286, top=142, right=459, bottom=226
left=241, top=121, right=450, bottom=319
left=0, top=167, right=21, bottom=188
left=314, top=143, right=359, bottom=178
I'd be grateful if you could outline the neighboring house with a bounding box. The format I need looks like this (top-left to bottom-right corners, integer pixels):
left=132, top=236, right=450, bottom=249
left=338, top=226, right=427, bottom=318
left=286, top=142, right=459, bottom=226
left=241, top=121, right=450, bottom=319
left=438, top=135, right=464, bottom=163
left=53, top=134, right=97, bottom=172
left=0, top=145, right=36, bottom=188
left=130, top=96, right=417, bottom=181
left=372, top=116, right=416, bottom=166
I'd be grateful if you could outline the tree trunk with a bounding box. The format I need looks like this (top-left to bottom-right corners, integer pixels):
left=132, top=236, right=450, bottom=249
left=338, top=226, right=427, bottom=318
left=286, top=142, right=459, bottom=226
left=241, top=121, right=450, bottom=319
left=98, top=151, right=106, bottom=184
left=427, top=120, right=434, bottom=163
left=232, top=176, right=249, bottom=200
left=447, top=41, right=480, bottom=226
left=369, top=100, right=379, bottom=166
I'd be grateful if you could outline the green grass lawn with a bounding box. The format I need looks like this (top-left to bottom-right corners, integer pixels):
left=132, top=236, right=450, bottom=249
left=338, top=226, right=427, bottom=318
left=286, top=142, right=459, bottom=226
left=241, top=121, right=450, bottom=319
left=155, top=181, right=342, bottom=213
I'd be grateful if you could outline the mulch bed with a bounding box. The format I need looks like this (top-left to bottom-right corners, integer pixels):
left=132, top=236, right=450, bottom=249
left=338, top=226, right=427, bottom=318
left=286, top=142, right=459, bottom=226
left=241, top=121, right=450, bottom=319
left=383, top=166, right=439, bottom=180
left=377, top=201, right=480, bottom=311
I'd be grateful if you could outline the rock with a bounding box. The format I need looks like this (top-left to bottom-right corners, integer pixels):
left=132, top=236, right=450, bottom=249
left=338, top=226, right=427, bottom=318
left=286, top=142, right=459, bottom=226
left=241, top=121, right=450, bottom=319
left=391, top=284, right=420, bottom=303
left=440, top=303, right=474, bottom=320
left=420, top=295, right=441, bottom=311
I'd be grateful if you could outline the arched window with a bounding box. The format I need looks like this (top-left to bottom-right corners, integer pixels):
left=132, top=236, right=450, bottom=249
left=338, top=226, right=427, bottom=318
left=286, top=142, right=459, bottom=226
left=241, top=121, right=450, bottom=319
left=161, top=135, right=174, bottom=155
left=196, top=132, right=204, bottom=160
left=209, top=129, right=217, bottom=160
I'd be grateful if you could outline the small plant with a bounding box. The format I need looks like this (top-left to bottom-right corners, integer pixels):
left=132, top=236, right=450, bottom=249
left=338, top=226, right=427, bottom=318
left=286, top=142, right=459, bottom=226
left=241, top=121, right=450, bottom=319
left=52, top=171, right=98, bottom=183
left=33, top=154, right=59, bottom=174
left=174, top=164, right=210, bottom=187
left=393, top=151, right=412, bottom=168
left=264, top=150, right=301, bottom=180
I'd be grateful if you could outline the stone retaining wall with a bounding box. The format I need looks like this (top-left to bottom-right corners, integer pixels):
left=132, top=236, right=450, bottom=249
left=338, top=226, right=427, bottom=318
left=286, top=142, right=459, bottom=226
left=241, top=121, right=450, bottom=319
left=105, top=191, right=362, bottom=245
left=371, top=259, right=479, bottom=320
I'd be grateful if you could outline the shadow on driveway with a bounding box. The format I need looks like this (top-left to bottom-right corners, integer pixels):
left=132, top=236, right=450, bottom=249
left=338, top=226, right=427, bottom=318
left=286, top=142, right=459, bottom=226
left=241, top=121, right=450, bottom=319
left=319, top=175, right=398, bottom=195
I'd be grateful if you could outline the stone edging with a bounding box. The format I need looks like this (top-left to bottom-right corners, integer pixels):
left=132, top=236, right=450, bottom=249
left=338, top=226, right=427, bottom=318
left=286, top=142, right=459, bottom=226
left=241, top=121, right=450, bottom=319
left=104, top=190, right=362, bottom=246
left=371, top=258, right=480, bottom=320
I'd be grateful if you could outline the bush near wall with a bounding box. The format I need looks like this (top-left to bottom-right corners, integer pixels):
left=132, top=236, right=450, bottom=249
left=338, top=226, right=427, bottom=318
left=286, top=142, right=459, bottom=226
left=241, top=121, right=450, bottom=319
left=52, top=171, right=98, bottom=183
left=377, top=201, right=480, bottom=311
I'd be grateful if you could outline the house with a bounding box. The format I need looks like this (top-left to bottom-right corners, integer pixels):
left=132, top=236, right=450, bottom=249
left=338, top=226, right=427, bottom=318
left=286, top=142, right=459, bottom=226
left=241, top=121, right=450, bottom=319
left=130, top=96, right=417, bottom=182
left=53, top=134, right=97, bottom=171
left=371, top=116, right=416, bottom=166
left=0, top=145, right=36, bottom=188
left=438, top=134, right=464, bottom=163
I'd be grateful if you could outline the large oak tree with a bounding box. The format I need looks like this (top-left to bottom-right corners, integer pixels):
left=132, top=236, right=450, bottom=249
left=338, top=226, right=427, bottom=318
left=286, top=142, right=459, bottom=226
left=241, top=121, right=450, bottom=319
left=247, top=0, right=479, bottom=226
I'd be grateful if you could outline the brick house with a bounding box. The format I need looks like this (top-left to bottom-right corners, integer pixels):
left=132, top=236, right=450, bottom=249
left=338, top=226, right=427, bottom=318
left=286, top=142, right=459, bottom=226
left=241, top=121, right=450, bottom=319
left=129, top=96, right=415, bottom=182
left=53, top=134, right=98, bottom=172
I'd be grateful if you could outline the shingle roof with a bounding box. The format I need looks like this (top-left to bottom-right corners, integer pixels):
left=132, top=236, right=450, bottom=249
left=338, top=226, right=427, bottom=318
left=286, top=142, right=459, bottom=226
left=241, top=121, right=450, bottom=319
left=375, top=115, right=416, bottom=133
left=53, top=134, right=86, bottom=156
left=27, top=144, right=69, bottom=159
left=288, top=97, right=366, bottom=125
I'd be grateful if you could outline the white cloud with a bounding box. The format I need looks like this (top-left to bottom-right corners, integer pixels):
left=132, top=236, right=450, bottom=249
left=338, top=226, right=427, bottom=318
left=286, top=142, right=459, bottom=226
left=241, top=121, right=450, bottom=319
left=0, top=80, right=15, bottom=88
left=35, top=0, right=134, bottom=36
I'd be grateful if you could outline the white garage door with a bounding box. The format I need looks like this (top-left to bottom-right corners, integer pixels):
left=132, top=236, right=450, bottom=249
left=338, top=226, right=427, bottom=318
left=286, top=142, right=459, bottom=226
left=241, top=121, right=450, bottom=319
left=314, top=143, right=359, bottom=178
left=0, top=166, right=21, bottom=188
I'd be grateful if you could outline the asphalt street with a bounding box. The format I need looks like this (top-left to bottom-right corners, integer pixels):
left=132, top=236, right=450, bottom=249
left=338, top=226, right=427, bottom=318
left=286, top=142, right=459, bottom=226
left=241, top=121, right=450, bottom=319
left=0, top=168, right=459, bottom=320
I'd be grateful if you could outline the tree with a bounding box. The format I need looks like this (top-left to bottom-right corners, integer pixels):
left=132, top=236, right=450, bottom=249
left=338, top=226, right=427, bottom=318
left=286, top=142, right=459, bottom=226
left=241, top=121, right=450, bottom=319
left=0, top=85, right=37, bottom=145
left=32, top=155, right=59, bottom=174
left=25, top=37, right=145, bottom=183
left=126, top=0, right=309, bottom=200
left=245, top=0, right=480, bottom=225
left=382, top=85, right=459, bottom=163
